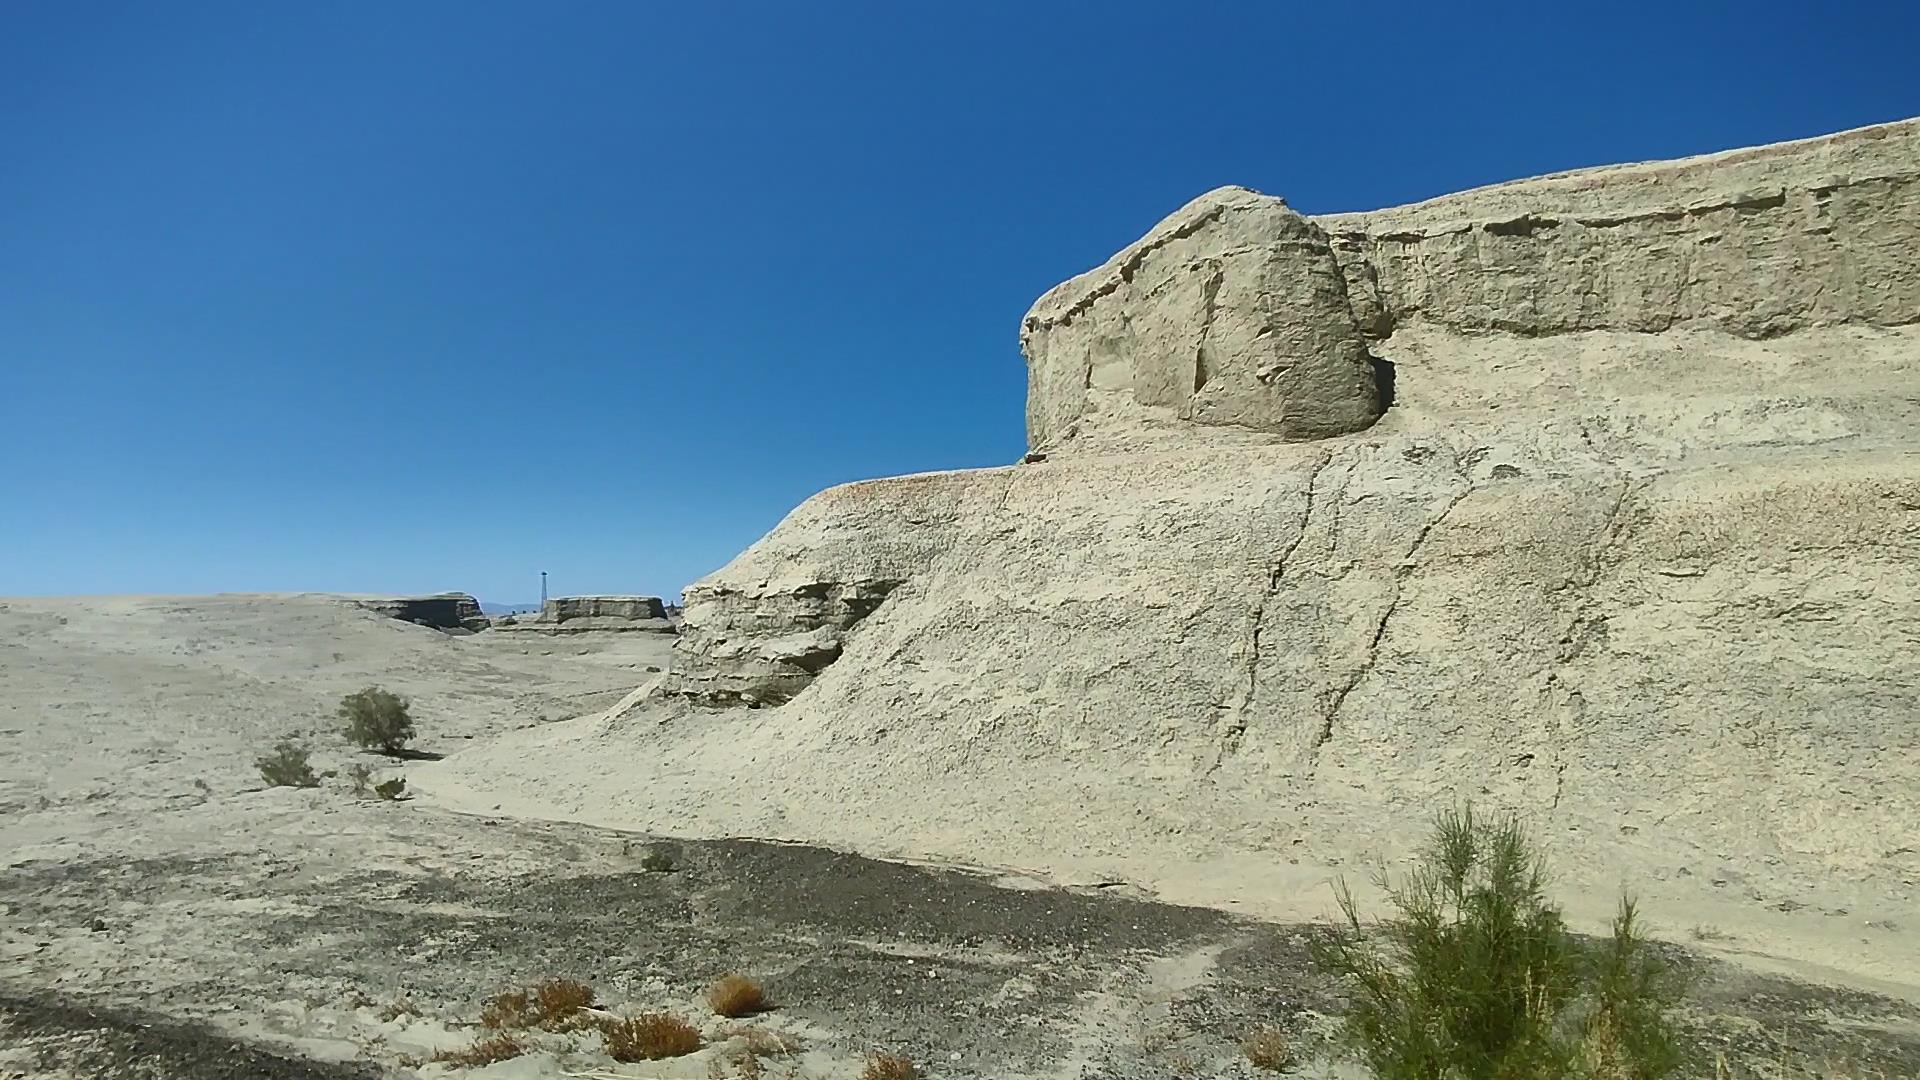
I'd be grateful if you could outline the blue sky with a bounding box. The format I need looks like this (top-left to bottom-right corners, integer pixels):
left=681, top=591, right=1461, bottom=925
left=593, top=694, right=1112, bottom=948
left=3, top=2, right=1915, bottom=602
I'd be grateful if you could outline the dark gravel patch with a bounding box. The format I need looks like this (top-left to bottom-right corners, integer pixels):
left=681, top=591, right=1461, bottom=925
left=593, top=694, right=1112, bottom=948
left=0, top=994, right=381, bottom=1080
left=5, top=832, right=1919, bottom=1079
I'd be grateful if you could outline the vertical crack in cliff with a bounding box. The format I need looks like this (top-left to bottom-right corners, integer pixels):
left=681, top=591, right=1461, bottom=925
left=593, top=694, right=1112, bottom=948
left=1193, top=261, right=1224, bottom=394
left=1312, top=459, right=1476, bottom=750
left=1545, top=474, right=1647, bottom=810
left=1206, top=450, right=1335, bottom=774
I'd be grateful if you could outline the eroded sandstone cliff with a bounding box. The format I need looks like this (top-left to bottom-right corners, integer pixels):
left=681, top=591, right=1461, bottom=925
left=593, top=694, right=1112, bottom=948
left=450, top=120, right=1920, bottom=982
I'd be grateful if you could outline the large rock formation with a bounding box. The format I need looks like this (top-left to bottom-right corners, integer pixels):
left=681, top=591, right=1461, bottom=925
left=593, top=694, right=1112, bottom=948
left=357, top=593, right=489, bottom=632
left=442, top=120, right=1920, bottom=982
left=492, top=595, right=674, bottom=634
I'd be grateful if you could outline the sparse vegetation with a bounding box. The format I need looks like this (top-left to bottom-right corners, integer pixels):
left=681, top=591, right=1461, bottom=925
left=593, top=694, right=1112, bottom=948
left=344, top=761, right=406, bottom=800
left=255, top=741, right=318, bottom=788
left=708, top=974, right=768, bottom=1018
left=534, top=977, right=594, bottom=1024
left=1313, top=805, right=1683, bottom=1080
left=861, top=1051, right=917, bottom=1080
left=478, top=978, right=596, bottom=1032
left=1240, top=1024, right=1294, bottom=1071
left=600, top=1012, right=703, bottom=1061
left=430, top=1033, right=527, bottom=1066
left=479, top=989, right=535, bottom=1030
left=1691, top=924, right=1732, bottom=942
left=640, top=846, right=677, bottom=873
left=339, top=686, right=415, bottom=755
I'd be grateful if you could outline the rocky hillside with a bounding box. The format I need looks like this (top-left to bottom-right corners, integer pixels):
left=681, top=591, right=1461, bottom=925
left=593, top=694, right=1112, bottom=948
left=440, top=120, right=1919, bottom=988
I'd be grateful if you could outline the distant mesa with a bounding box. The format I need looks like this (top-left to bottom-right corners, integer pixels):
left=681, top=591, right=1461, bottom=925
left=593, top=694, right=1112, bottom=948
left=356, top=593, right=490, bottom=632
left=491, top=595, right=676, bottom=634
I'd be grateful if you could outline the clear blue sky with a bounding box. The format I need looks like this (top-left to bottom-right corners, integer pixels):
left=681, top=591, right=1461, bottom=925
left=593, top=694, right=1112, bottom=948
left=4, top=2, right=1915, bottom=602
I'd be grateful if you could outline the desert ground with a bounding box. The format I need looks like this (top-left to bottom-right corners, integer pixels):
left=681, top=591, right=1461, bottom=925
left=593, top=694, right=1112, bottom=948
left=2, top=594, right=1916, bottom=1079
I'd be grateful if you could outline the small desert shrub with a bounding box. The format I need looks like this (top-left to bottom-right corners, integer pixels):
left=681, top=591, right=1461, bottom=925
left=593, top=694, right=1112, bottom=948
left=708, top=974, right=768, bottom=1018
left=601, top=1012, right=702, bottom=1061
left=256, top=742, right=319, bottom=788
left=640, top=846, right=677, bottom=873
left=479, top=989, right=535, bottom=1030
left=339, top=686, right=414, bottom=755
left=1314, top=805, right=1684, bottom=1080
left=480, top=978, right=596, bottom=1031
left=1240, top=1024, right=1294, bottom=1071
left=431, top=1033, right=526, bottom=1066
left=374, top=776, right=407, bottom=800
left=534, top=977, right=594, bottom=1026
left=862, top=1051, right=917, bottom=1080
left=344, top=761, right=374, bottom=795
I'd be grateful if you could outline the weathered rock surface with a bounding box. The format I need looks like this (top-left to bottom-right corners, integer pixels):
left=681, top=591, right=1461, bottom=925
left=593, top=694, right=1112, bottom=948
left=1023, top=190, right=1388, bottom=448
left=357, top=593, right=489, bottom=632
left=492, top=595, right=674, bottom=634
left=450, top=120, right=1920, bottom=985
left=1025, top=119, right=1920, bottom=452
left=664, top=578, right=901, bottom=704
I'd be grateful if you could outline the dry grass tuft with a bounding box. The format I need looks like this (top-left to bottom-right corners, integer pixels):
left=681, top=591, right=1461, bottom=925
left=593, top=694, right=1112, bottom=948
left=534, top=977, right=595, bottom=1025
left=708, top=974, right=769, bottom=1018
left=862, top=1051, right=917, bottom=1080
left=431, top=1033, right=527, bottom=1066
left=601, top=1012, right=703, bottom=1061
left=479, top=989, right=535, bottom=1030
left=1241, top=1024, right=1294, bottom=1071
left=479, top=978, right=597, bottom=1031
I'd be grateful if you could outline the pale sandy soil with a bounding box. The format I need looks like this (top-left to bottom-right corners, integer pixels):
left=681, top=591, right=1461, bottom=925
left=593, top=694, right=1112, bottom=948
left=1, top=595, right=1915, bottom=1079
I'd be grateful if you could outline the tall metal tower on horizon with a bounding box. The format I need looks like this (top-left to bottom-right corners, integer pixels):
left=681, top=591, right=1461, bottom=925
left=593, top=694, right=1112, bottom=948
left=540, top=570, right=547, bottom=607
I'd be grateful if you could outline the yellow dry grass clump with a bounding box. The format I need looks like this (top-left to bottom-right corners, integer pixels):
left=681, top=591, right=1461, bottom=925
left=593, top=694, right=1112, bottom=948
left=601, top=1012, right=704, bottom=1061
left=431, top=1033, right=527, bottom=1066
left=708, top=974, right=769, bottom=1018
left=480, top=977, right=596, bottom=1032
left=862, top=1051, right=917, bottom=1080
left=1240, top=1024, right=1294, bottom=1071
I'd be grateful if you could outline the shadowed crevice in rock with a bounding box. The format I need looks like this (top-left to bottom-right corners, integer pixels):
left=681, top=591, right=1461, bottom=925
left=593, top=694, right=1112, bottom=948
left=1370, top=354, right=1396, bottom=410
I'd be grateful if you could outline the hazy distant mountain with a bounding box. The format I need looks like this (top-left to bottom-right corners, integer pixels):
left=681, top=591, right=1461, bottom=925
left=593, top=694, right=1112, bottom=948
left=480, top=601, right=541, bottom=616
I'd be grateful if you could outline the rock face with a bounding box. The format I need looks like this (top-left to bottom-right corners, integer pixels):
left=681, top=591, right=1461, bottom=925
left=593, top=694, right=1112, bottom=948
left=592, top=120, right=1918, bottom=968
left=358, top=593, right=489, bottom=632
left=492, top=596, right=674, bottom=634
left=1024, top=121, right=1920, bottom=452
left=1022, top=190, right=1387, bottom=448
left=665, top=579, right=902, bottom=705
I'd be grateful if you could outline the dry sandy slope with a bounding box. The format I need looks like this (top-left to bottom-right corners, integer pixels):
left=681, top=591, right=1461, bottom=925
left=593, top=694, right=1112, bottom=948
left=0, top=592, right=668, bottom=857
left=4, top=594, right=1916, bottom=1079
